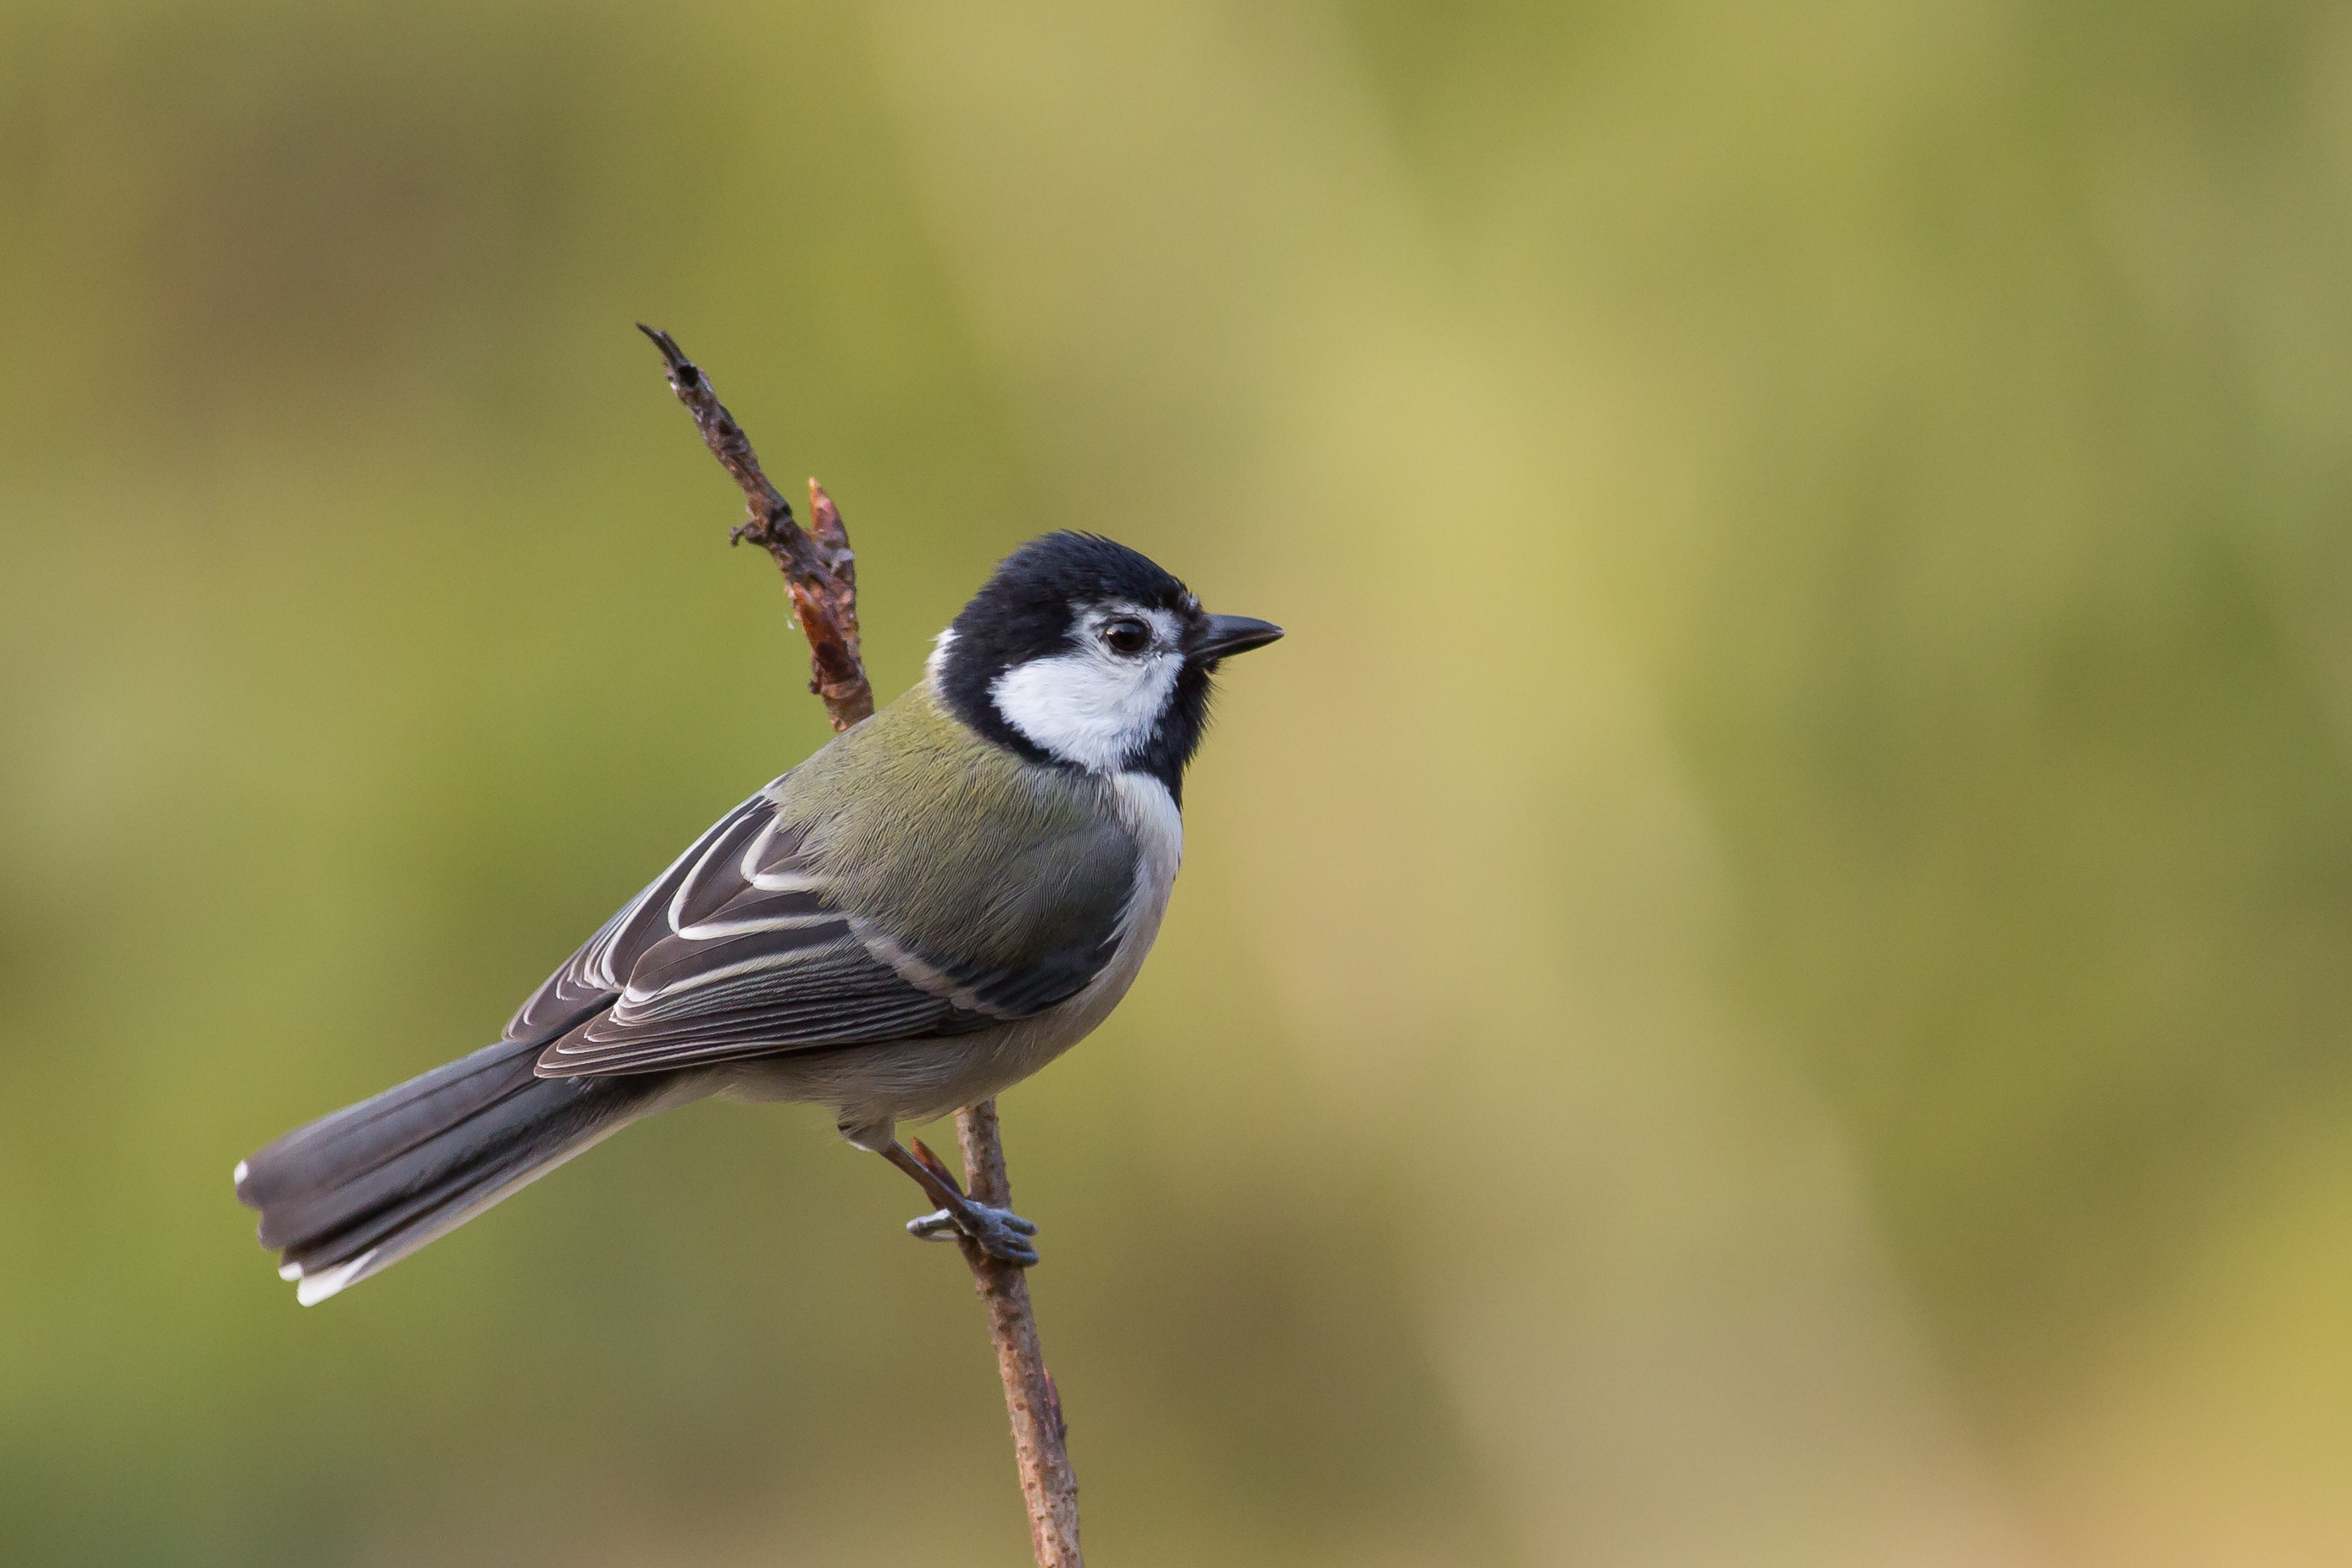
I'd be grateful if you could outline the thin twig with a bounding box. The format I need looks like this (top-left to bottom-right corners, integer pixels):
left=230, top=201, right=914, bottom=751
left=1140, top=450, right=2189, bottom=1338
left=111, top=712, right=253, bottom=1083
left=638, top=324, right=872, bottom=731
left=957, top=1100, right=1084, bottom=1565
left=641, top=328, right=1080, bottom=1566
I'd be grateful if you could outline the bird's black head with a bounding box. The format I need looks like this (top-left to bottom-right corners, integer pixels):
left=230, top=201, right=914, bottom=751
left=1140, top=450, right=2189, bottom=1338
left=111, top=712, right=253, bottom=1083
left=933, top=532, right=1282, bottom=804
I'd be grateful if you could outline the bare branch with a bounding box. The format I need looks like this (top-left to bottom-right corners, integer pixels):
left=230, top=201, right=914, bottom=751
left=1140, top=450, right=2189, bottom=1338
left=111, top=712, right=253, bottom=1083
left=638, top=325, right=872, bottom=731
left=957, top=1100, right=1084, bottom=1566
left=641, top=327, right=1079, bottom=1565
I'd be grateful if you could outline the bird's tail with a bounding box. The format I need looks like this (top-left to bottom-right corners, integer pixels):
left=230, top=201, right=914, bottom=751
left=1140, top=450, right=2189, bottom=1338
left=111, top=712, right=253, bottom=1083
left=234, top=1038, right=661, bottom=1305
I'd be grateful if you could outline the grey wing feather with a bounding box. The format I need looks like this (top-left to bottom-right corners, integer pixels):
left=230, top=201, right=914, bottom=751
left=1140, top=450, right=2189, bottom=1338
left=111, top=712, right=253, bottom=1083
left=503, top=783, right=780, bottom=1042
left=528, top=781, right=1129, bottom=1080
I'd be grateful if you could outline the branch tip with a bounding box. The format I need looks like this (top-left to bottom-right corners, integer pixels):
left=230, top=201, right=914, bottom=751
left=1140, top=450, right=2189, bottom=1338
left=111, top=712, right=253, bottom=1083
left=641, top=327, right=871, bottom=730
left=635, top=323, right=700, bottom=385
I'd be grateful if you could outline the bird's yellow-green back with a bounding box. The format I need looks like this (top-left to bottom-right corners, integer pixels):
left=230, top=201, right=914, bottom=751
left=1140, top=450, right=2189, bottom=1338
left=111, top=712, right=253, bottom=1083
left=782, top=683, right=1140, bottom=977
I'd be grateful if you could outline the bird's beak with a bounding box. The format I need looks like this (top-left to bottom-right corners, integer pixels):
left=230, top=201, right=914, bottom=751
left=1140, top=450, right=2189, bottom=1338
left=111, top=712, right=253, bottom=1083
left=1189, top=612, right=1285, bottom=663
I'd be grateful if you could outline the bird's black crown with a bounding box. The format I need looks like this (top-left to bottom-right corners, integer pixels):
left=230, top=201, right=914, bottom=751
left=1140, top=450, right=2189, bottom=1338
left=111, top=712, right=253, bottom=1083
left=952, top=532, right=1197, bottom=659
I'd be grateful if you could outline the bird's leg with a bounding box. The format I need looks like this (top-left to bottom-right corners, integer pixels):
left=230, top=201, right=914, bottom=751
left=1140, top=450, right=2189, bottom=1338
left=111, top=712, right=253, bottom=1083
left=883, top=1136, right=1040, bottom=1267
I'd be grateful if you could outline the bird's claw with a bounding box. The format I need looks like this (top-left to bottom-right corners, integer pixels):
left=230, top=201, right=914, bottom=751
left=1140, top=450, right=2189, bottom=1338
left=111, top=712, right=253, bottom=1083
left=905, top=1202, right=1040, bottom=1266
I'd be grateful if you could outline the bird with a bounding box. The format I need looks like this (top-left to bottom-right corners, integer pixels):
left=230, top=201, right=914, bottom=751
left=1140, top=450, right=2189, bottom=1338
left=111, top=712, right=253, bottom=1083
left=233, top=531, right=1282, bottom=1304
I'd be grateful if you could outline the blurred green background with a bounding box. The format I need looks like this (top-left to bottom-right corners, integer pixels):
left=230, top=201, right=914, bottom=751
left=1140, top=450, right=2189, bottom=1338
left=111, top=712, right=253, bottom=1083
left=4, top=1, right=2351, bottom=1564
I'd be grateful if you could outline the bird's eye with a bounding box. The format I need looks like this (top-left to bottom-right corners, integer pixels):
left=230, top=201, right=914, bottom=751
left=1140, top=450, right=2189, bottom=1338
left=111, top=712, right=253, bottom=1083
left=1101, top=618, right=1151, bottom=655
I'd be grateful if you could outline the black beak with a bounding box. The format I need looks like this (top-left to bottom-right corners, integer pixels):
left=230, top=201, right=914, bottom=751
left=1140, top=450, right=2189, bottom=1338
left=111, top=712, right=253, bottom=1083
left=1189, top=612, right=1285, bottom=663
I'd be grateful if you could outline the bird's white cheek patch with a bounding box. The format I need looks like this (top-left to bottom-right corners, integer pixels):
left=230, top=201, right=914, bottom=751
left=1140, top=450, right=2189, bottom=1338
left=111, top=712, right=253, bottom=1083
left=990, top=649, right=1181, bottom=771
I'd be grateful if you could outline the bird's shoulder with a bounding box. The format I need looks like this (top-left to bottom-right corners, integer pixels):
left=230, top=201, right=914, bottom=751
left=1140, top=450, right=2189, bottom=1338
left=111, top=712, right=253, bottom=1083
left=779, top=682, right=1145, bottom=971
left=781, top=681, right=1113, bottom=835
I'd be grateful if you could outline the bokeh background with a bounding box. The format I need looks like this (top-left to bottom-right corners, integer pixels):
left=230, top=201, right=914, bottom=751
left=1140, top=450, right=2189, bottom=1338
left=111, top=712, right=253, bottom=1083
left=4, top=2, right=2352, bottom=1564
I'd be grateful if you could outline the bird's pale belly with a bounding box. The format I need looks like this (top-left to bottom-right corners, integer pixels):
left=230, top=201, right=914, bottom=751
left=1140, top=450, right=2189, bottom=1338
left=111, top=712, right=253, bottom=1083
left=714, top=904, right=1161, bottom=1142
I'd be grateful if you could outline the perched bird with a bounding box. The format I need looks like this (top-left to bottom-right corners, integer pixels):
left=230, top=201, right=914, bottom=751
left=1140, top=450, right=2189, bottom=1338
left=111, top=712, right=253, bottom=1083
left=234, top=532, right=1281, bottom=1304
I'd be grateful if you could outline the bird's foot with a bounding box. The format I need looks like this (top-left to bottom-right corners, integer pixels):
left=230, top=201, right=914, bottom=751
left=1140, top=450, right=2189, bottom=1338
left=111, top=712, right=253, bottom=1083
left=889, top=1136, right=1040, bottom=1266
left=907, top=1202, right=1040, bottom=1266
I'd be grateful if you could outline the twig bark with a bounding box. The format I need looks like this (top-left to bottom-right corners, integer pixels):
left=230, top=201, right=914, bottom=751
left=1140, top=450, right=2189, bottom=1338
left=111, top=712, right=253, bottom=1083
left=955, top=1101, right=1083, bottom=1565
left=641, top=327, right=1081, bottom=1566
left=638, top=324, right=872, bottom=732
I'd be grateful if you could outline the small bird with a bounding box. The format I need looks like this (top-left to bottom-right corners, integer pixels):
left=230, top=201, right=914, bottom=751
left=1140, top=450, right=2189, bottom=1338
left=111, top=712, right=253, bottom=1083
left=234, top=532, right=1281, bottom=1303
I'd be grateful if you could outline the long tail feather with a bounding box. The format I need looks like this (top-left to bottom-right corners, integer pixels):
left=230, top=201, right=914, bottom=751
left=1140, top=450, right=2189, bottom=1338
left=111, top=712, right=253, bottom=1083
left=235, top=1039, right=659, bottom=1304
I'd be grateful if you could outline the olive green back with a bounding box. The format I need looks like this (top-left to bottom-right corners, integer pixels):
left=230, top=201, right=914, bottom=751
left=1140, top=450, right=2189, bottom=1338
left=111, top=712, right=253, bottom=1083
left=778, top=684, right=1140, bottom=975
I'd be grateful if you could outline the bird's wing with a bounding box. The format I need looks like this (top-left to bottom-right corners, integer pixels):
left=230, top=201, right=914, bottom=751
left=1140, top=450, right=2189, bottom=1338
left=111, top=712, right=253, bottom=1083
left=520, top=776, right=1138, bottom=1079
left=503, top=784, right=783, bottom=1044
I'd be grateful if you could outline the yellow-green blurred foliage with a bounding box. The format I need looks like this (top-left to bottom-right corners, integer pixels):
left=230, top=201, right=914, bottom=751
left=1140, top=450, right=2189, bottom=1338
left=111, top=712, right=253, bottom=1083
left=4, top=2, right=2350, bottom=1564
